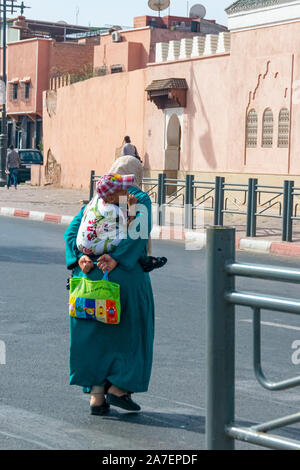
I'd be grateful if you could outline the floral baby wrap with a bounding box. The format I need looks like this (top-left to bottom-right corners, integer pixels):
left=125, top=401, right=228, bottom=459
left=76, top=196, right=127, bottom=256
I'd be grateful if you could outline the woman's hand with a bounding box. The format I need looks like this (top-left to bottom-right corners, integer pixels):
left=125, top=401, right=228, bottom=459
left=78, top=255, right=94, bottom=274
left=97, top=254, right=118, bottom=274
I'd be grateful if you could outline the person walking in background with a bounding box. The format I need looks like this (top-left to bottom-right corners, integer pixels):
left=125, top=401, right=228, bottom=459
left=121, top=136, right=141, bottom=162
left=6, top=145, right=21, bottom=190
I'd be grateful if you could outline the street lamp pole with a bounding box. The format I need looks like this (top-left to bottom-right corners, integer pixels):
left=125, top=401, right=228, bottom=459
left=0, top=0, right=7, bottom=186
left=0, top=0, right=29, bottom=187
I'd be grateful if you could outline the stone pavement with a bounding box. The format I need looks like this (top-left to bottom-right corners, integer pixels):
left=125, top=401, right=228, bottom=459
left=1, top=183, right=300, bottom=257
left=0, top=183, right=89, bottom=217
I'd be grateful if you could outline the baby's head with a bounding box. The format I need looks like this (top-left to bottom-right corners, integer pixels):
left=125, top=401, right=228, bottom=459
left=103, top=189, right=129, bottom=205
left=96, top=174, right=134, bottom=205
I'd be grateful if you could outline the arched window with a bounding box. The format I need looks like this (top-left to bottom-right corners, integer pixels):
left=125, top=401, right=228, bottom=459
left=278, top=108, right=289, bottom=148
left=246, top=109, right=258, bottom=148
left=262, top=108, right=274, bottom=148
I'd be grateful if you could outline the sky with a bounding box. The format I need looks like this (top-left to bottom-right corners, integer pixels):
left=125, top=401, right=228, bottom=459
left=20, top=0, right=232, bottom=29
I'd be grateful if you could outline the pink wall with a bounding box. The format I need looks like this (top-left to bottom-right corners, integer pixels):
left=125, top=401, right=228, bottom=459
left=43, top=70, right=146, bottom=188
left=42, top=20, right=300, bottom=189
left=94, top=41, right=143, bottom=73
left=144, top=55, right=231, bottom=173
left=6, top=39, right=49, bottom=116
left=94, top=27, right=203, bottom=72
left=226, top=23, right=300, bottom=175
left=5, top=37, right=95, bottom=117
left=94, top=29, right=152, bottom=71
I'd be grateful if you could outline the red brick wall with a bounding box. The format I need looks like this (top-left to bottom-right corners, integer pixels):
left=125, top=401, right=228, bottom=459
left=49, top=41, right=95, bottom=76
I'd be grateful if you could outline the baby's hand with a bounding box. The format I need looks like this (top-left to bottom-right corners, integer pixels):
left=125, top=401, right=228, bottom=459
left=128, top=194, right=137, bottom=218
left=128, top=194, right=138, bottom=207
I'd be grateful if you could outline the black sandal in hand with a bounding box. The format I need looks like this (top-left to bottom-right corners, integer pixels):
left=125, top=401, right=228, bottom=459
left=139, top=256, right=168, bottom=273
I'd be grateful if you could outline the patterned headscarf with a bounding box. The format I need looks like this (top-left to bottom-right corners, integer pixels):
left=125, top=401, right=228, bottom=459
left=96, top=173, right=134, bottom=199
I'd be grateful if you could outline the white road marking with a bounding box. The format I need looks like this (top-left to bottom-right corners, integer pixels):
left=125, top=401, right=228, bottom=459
left=145, top=394, right=205, bottom=411
left=0, top=430, right=54, bottom=450
left=240, top=319, right=300, bottom=332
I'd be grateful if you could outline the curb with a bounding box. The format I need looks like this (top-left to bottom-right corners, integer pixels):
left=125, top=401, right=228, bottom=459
left=0, top=207, right=74, bottom=226
left=1, top=207, right=300, bottom=257
left=236, top=237, right=300, bottom=258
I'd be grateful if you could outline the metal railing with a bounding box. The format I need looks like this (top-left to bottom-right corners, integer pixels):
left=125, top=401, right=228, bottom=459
left=89, top=171, right=300, bottom=240
left=206, top=226, right=300, bottom=450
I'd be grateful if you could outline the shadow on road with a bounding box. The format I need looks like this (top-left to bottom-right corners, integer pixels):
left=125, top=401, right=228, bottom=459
left=102, top=410, right=205, bottom=434
left=0, top=247, right=65, bottom=266
left=101, top=411, right=300, bottom=445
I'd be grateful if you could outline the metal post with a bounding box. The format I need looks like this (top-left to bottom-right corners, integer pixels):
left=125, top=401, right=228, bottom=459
left=287, top=181, right=294, bottom=242
left=214, top=177, right=220, bottom=226
left=246, top=178, right=252, bottom=237
left=282, top=180, right=294, bottom=242
left=218, top=177, right=225, bottom=226
left=0, top=0, right=7, bottom=186
left=206, top=226, right=236, bottom=450
left=214, top=177, right=225, bottom=226
left=89, top=170, right=95, bottom=200
left=157, top=173, right=166, bottom=226
left=251, top=178, right=258, bottom=237
left=247, top=178, right=258, bottom=238
left=184, top=174, right=194, bottom=230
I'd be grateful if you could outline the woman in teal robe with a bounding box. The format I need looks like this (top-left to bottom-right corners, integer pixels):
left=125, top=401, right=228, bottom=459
left=64, top=186, right=154, bottom=412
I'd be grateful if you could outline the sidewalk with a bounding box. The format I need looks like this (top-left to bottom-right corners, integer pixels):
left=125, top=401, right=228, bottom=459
left=1, top=183, right=300, bottom=257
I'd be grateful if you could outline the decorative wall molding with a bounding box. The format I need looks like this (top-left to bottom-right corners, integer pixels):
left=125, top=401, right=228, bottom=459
left=227, top=0, right=300, bottom=32
left=155, top=32, right=231, bottom=64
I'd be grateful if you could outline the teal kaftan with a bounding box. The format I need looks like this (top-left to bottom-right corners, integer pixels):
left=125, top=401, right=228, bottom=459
left=64, top=187, right=155, bottom=394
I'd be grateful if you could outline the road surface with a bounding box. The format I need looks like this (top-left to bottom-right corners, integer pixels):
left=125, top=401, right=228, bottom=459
left=0, top=217, right=300, bottom=450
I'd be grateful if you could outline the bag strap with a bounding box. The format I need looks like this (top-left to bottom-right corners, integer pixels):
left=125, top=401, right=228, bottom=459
left=103, top=270, right=109, bottom=281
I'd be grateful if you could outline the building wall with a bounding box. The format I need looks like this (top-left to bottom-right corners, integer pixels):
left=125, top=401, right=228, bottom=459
left=227, top=22, right=300, bottom=175
left=6, top=39, right=46, bottom=116
left=42, top=50, right=232, bottom=189
left=93, top=27, right=203, bottom=72
left=42, top=19, right=300, bottom=189
left=49, top=40, right=95, bottom=77
left=93, top=41, right=143, bottom=73
left=144, top=54, right=231, bottom=173
left=42, top=69, right=146, bottom=188
left=94, top=29, right=152, bottom=72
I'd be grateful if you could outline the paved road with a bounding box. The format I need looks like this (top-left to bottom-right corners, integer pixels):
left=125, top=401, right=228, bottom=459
left=0, top=217, right=300, bottom=450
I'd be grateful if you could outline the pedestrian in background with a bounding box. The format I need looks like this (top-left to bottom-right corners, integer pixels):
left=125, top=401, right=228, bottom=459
left=121, top=136, right=141, bottom=162
left=6, top=145, right=21, bottom=190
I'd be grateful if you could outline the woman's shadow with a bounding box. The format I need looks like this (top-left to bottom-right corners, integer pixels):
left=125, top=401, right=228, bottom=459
left=102, top=408, right=205, bottom=435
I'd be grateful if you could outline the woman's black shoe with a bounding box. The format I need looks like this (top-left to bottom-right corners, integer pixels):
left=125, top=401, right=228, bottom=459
left=139, top=256, right=168, bottom=273
left=107, top=393, right=141, bottom=411
left=90, top=400, right=110, bottom=416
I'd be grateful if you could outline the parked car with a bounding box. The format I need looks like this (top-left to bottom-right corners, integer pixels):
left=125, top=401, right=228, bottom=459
left=16, top=149, right=44, bottom=183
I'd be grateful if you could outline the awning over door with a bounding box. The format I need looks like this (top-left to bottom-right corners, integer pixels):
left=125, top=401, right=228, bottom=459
left=146, top=78, right=188, bottom=109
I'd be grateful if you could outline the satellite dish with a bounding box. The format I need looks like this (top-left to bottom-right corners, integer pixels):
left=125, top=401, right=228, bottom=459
left=148, top=0, right=170, bottom=16
left=57, top=20, right=68, bottom=24
left=189, top=4, right=206, bottom=19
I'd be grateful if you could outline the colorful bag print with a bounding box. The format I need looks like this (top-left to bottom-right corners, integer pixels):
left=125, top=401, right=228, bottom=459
left=69, top=271, right=121, bottom=325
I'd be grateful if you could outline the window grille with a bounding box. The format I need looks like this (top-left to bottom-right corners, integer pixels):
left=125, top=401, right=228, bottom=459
left=25, top=82, right=30, bottom=100
left=111, top=65, right=123, bottom=74
left=278, top=108, right=289, bottom=148
left=262, top=108, right=273, bottom=148
left=246, top=109, right=258, bottom=148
